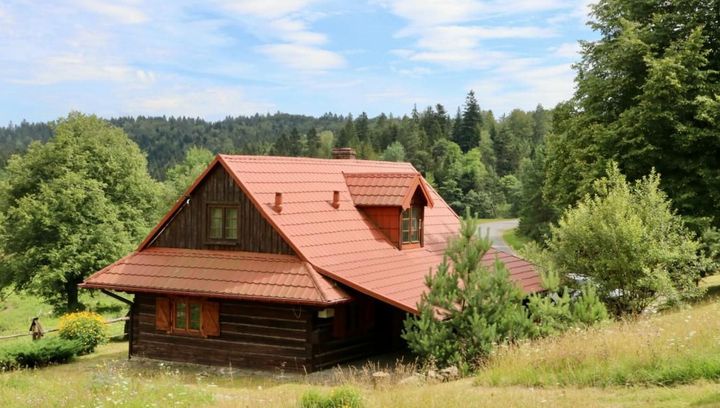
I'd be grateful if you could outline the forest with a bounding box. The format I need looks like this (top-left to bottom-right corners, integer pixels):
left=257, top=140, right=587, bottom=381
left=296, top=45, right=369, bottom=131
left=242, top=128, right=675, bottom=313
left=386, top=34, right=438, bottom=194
left=0, top=93, right=549, bottom=221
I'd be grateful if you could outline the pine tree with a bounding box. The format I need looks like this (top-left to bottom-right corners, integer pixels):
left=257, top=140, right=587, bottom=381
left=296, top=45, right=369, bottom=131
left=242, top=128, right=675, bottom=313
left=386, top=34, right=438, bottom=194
left=336, top=115, right=358, bottom=148
left=453, top=91, right=483, bottom=153
left=403, top=214, right=533, bottom=371
left=288, top=127, right=302, bottom=156
left=305, top=127, right=320, bottom=157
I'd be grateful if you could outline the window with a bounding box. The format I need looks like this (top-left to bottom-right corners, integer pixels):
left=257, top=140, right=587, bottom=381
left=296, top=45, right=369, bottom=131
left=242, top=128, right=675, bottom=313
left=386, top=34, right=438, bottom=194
left=155, top=297, right=220, bottom=337
left=401, top=207, right=422, bottom=244
left=208, top=206, right=238, bottom=240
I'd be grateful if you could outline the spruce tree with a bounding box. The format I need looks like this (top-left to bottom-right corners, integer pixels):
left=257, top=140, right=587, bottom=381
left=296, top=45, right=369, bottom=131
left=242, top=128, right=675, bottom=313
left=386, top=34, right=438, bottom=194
left=288, top=127, right=302, bottom=156
left=453, top=91, right=483, bottom=153
left=305, top=127, right=320, bottom=157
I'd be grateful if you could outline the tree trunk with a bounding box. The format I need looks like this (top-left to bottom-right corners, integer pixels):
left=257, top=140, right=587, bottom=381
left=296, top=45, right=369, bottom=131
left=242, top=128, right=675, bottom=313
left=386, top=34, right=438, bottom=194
left=65, top=280, right=80, bottom=312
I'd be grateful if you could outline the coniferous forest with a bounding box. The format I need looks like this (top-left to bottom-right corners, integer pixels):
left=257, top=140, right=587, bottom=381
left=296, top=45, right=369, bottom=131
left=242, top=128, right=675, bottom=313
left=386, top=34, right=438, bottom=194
left=0, top=92, right=550, bottom=221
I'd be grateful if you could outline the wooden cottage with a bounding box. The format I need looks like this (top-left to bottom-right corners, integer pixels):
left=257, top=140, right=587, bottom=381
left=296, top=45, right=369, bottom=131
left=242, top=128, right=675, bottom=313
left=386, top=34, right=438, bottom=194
left=81, top=150, right=541, bottom=372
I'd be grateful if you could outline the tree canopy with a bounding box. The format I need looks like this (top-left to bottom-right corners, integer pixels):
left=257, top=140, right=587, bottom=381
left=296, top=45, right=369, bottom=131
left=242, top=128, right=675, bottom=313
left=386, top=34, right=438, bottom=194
left=0, top=113, right=161, bottom=310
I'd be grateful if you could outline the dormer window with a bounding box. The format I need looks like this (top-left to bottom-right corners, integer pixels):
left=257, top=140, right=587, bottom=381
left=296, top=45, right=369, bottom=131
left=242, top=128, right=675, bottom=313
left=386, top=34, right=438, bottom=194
left=208, top=206, right=238, bottom=240
left=402, top=207, right=422, bottom=244
left=344, top=172, right=433, bottom=250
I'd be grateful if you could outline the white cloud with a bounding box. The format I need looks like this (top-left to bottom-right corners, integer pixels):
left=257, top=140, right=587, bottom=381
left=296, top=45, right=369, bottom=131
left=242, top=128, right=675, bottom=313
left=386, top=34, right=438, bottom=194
left=216, top=0, right=317, bottom=20
left=469, top=62, right=576, bottom=113
left=129, top=87, right=275, bottom=119
left=552, top=42, right=581, bottom=58
left=257, top=44, right=346, bottom=71
left=74, top=0, right=148, bottom=24
left=213, top=0, right=343, bottom=71
left=10, top=54, right=155, bottom=85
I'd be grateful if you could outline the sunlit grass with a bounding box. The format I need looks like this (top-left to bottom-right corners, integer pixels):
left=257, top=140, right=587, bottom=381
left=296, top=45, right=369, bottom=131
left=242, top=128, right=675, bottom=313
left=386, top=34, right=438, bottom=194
left=476, top=291, right=720, bottom=387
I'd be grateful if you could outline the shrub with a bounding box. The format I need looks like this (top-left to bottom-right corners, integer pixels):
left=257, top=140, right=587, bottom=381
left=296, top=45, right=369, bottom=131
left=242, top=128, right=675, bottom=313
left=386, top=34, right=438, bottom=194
left=548, top=163, right=707, bottom=315
left=527, top=286, right=608, bottom=338
left=0, top=337, right=82, bottom=370
left=299, top=386, right=363, bottom=408
left=58, top=311, right=108, bottom=354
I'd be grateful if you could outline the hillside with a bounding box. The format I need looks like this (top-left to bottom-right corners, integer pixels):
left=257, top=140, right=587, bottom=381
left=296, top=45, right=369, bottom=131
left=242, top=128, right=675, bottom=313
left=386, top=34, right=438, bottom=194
left=3, top=289, right=720, bottom=407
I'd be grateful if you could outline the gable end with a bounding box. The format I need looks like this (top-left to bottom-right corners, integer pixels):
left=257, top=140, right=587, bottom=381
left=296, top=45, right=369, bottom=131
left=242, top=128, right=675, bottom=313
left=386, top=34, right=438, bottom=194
left=148, top=164, right=295, bottom=255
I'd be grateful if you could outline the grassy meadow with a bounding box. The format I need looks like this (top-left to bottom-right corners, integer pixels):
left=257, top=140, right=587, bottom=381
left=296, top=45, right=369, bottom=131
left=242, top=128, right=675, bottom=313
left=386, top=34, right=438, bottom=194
left=3, top=283, right=720, bottom=407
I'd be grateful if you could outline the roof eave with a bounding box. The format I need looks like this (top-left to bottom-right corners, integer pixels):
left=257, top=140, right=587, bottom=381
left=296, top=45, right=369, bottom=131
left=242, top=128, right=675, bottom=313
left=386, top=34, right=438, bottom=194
left=78, top=282, right=352, bottom=307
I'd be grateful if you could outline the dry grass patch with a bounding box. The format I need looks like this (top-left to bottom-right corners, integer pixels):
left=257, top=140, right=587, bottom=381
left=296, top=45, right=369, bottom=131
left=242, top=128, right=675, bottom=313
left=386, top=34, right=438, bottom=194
left=477, top=297, right=720, bottom=387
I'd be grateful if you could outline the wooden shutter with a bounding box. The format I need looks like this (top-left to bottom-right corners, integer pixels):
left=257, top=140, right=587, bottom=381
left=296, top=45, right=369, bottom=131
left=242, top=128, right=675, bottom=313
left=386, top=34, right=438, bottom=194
left=201, top=301, right=220, bottom=337
left=155, top=297, right=171, bottom=332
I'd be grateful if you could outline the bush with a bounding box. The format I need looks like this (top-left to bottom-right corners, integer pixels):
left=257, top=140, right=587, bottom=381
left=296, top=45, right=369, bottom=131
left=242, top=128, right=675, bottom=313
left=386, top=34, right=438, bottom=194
left=548, top=163, right=707, bottom=316
left=0, top=337, right=83, bottom=370
left=527, top=286, right=608, bottom=338
left=58, top=311, right=108, bottom=354
left=299, top=386, right=363, bottom=408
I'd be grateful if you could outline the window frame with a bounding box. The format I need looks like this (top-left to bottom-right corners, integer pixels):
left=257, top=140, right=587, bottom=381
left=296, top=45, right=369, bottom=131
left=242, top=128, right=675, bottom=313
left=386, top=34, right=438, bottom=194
left=401, top=206, right=423, bottom=248
left=206, top=204, right=239, bottom=242
left=171, top=297, right=203, bottom=336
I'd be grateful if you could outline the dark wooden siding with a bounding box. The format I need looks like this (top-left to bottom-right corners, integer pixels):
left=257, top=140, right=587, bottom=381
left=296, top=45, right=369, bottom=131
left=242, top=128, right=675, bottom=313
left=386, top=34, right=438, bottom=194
left=309, top=299, right=404, bottom=370
left=362, top=207, right=401, bottom=247
left=149, top=164, right=294, bottom=255
left=131, top=293, right=313, bottom=371
left=130, top=292, right=404, bottom=372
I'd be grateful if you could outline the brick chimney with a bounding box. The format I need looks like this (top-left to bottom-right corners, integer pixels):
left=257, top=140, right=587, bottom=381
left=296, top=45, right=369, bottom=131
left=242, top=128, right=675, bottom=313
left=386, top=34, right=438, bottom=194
left=331, top=147, right=356, bottom=160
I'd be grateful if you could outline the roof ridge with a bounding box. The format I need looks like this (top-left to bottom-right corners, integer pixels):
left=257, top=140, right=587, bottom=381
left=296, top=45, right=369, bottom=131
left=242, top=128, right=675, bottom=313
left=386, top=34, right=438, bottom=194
left=302, top=262, right=328, bottom=302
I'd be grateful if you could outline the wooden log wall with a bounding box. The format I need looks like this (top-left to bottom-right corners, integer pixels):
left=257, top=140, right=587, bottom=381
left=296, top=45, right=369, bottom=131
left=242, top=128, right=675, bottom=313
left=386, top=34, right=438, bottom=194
left=149, top=164, right=294, bottom=255
left=131, top=293, right=406, bottom=372
left=131, top=293, right=312, bottom=372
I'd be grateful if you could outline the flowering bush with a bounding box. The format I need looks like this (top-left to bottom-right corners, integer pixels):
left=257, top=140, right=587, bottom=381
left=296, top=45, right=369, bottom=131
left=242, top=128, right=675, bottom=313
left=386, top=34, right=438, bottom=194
left=58, top=311, right=108, bottom=354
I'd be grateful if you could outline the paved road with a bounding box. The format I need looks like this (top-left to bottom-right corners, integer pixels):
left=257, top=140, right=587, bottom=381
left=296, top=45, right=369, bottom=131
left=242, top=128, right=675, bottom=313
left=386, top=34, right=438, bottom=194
left=478, top=219, right=519, bottom=255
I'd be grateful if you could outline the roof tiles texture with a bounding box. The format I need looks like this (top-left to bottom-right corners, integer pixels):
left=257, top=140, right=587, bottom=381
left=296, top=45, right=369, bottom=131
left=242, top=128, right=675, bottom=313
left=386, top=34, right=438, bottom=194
left=344, top=172, right=418, bottom=207
left=81, top=247, right=349, bottom=304
left=218, top=155, right=541, bottom=313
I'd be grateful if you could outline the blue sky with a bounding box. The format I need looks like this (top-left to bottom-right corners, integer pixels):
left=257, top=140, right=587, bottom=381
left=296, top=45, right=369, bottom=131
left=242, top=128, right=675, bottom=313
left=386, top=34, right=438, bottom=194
left=0, top=0, right=596, bottom=123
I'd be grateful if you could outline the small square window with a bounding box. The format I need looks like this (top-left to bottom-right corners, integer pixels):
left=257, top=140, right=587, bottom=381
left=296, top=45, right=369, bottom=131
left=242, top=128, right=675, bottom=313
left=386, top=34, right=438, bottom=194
left=208, top=206, right=239, bottom=240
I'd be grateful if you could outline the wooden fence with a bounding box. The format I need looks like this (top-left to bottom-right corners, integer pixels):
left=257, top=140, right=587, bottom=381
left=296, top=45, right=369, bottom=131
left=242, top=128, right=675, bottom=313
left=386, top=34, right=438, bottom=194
left=0, top=317, right=129, bottom=341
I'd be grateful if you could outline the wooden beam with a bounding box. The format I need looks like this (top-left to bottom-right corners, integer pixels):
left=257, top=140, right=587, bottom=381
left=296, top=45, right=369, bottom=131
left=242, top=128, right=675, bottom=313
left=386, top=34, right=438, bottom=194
left=101, top=289, right=133, bottom=306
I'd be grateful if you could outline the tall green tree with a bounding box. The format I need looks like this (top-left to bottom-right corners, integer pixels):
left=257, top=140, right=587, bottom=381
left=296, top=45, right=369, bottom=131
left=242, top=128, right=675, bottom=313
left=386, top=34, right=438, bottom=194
left=0, top=113, right=161, bottom=310
left=305, top=127, right=321, bottom=157
left=546, top=0, right=720, bottom=230
left=288, top=127, right=302, bottom=156
left=163, top=146, right=214, bottom=208
left=453, top=91, right=483, bottom=153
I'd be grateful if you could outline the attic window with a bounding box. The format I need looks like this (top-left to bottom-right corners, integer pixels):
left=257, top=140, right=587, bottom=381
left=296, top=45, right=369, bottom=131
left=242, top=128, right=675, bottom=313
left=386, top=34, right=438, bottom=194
left=208, top=206, right=238, bottom=240
left=401, top=207, right=422, bottom=244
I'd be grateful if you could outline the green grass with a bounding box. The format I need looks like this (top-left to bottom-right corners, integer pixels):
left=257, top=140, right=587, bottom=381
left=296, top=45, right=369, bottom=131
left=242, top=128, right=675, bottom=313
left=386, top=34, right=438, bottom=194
left=476, top=282, right=720, bottom=388
left=1, top=342, right=719, bottom=407
left=4, top=291, right=720, bottom=407
left=0, top=291, right=130, bottom=348
left=501, top=228, right=531, bottom=251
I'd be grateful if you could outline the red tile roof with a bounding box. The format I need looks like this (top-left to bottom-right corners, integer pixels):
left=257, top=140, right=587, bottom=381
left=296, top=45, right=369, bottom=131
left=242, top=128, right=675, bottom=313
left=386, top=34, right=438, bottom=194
left=81, top=247, right=349, bottom=305
left=85, top=154, right=542, bottom=313
left=343, top=172, right=434, bottom=208
left=215, top=155, right=540, bottom=313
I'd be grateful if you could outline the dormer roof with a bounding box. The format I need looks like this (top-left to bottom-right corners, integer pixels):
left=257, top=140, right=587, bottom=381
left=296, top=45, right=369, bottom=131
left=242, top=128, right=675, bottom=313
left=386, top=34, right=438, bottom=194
left=343, top=172, right=434, bottom=209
